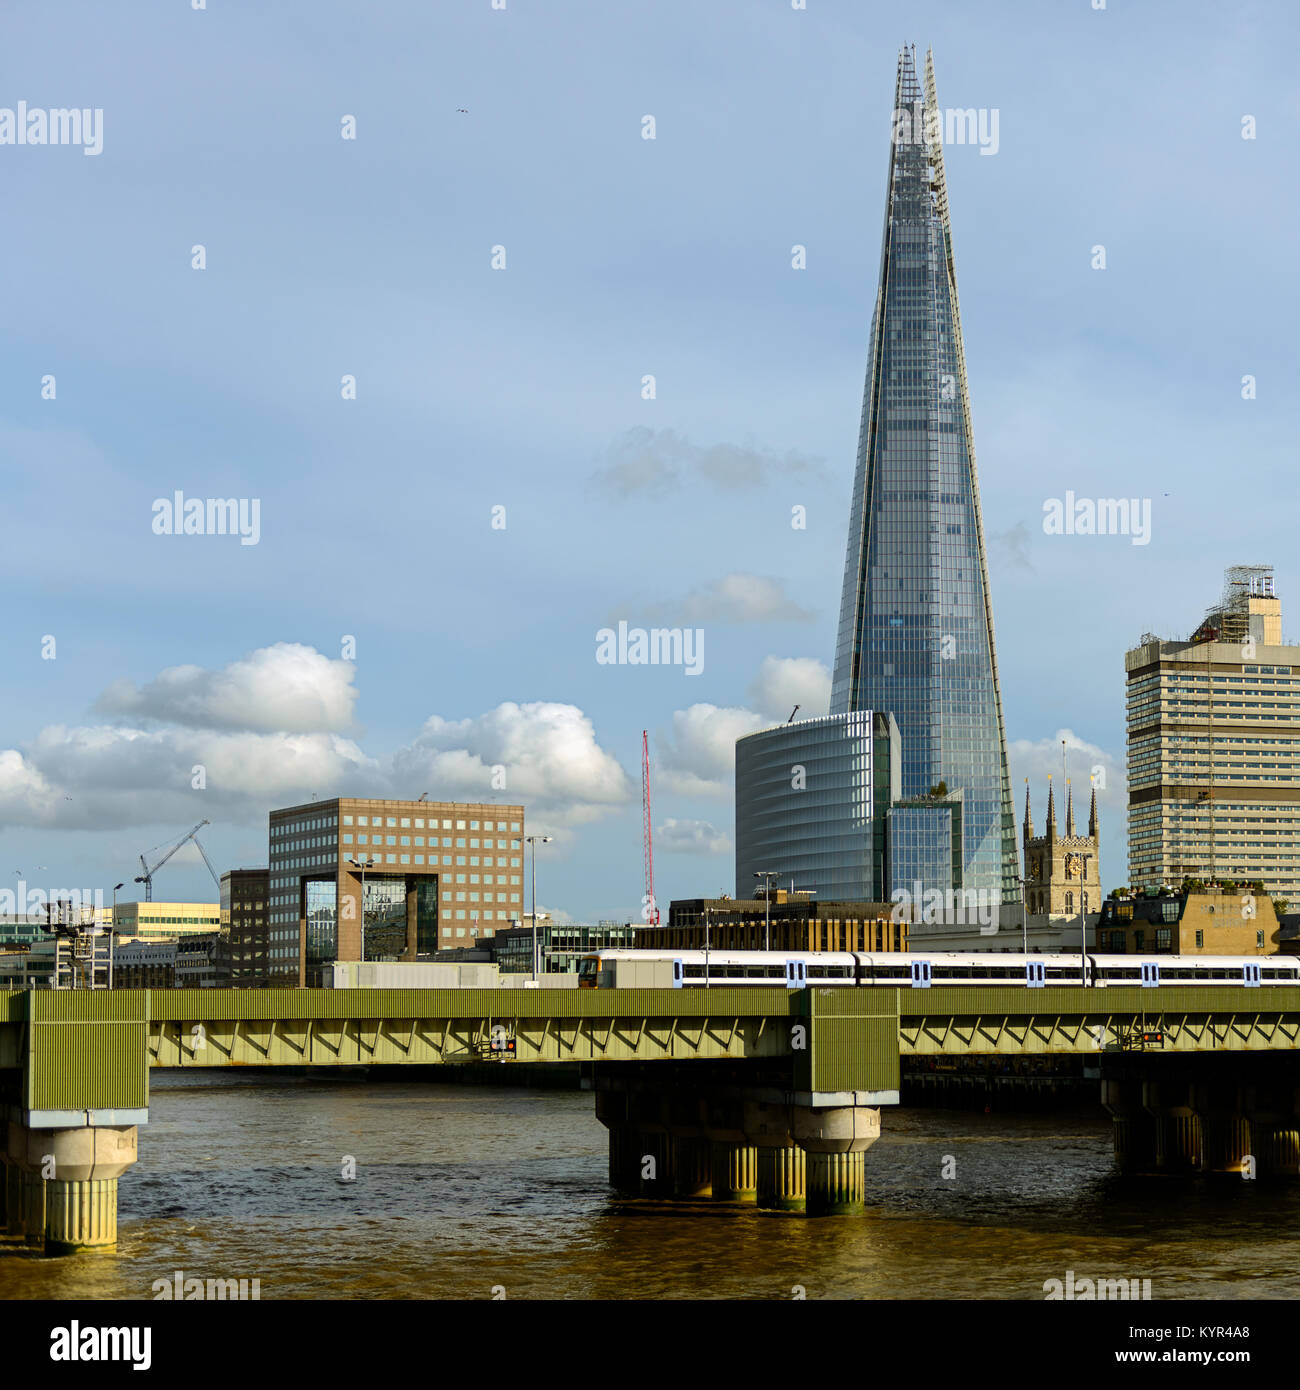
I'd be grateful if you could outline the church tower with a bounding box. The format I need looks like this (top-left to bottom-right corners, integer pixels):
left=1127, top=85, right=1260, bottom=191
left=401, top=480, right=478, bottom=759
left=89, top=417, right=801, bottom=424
left=1021, top=777, right=1101, bottom=917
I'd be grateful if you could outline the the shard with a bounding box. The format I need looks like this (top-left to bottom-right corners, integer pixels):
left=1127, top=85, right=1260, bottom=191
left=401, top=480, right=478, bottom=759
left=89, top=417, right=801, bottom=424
left=829, top=46, right=1018, bottom=903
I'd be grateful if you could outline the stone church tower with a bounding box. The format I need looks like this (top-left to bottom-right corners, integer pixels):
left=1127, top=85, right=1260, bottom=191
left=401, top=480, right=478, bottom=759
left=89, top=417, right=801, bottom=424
left=1022, top=778, right=1101, bottom=918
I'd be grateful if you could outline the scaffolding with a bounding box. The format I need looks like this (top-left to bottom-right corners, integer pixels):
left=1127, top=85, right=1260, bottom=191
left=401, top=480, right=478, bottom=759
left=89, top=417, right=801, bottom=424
left=1191, top=564, right=1275, bottom=645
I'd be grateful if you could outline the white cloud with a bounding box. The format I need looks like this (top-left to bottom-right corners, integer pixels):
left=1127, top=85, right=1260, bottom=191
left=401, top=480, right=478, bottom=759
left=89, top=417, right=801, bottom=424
left=656, top=703, right=765, bottom=798
left=0, top=654, right=632, bottom=837
left=746, top=655, right=831, bottom=723
left=394, top=702, right=633, bottom=833
left=657, top=818, right=732, bottom=855
left=640, top=573, right=814, bottom=626
left=96, top=642, right=357, bottom=733
left=1008, top=728, right=1124, bottom=825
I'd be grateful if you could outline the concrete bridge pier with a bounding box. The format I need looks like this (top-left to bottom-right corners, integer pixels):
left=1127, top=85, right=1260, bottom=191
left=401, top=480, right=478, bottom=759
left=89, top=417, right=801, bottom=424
left=1142, top=1081, right=1202, bottom=1173
left=755, top=1147, right=806, bottom=1211
left=1193, top=1081, right=1252, bottom=1175
left=700, top=1096, right=757, bottom=1202
left=742, top=1098, right=805, bottom=1210
left=1101, top=1078, right=1158, bottom=1172
left=793, top=1104, right=880, bottom=1217
left=1243, top=1081, right=1300, bottom=1177
left=3, top=1112, right=138, bottom=1253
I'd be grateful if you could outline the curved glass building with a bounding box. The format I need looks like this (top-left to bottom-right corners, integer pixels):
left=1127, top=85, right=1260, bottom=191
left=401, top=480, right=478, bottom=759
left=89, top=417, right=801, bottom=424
left=829, top=46, right=1018, bottom=903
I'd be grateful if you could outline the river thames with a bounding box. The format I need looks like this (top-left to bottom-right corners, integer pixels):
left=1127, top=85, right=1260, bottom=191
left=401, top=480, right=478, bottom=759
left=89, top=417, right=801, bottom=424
left=3, top=1071, right=1298, bottom=1300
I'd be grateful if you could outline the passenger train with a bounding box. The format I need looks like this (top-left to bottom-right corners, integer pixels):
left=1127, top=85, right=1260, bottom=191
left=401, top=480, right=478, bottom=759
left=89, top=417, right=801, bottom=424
left=576, top=949, right=1300, bottom=990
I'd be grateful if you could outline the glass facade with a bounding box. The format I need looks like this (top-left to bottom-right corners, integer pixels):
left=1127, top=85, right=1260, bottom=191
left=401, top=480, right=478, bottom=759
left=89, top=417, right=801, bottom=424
left=829, top=46, right=1017, bottom=903
left=734, top=712, right=900, bottom=902
left=887, top=796, right=962, bottom=904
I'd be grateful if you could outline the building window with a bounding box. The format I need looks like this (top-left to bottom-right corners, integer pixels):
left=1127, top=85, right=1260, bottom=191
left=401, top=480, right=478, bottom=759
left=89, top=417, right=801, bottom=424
left=1195, top=930, right=1204, bottom=948
left=1257, top=930, right=1265, bottom=948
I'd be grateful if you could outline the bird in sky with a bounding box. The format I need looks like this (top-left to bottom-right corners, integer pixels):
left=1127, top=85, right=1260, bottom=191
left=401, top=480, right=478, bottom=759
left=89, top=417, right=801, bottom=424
left=456, top=108, right=469, bottom=114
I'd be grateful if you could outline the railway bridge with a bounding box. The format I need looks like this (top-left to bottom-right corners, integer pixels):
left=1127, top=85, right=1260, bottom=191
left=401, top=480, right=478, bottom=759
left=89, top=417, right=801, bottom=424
left=2, top=983, right=1299, bottom=1251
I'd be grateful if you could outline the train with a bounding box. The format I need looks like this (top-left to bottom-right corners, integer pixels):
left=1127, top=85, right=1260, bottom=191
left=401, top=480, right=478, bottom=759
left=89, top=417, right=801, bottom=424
left=576, top=948, right=1300, bottom=990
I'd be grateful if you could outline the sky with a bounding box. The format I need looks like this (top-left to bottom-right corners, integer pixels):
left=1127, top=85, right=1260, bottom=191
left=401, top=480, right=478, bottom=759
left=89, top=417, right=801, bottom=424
left=1, top=0, right=1297, bottom=922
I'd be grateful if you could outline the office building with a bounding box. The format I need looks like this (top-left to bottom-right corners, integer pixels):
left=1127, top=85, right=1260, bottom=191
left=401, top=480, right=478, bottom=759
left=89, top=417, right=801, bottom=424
left=662, top=891, right=906, bottom=953
left=492, top=921, right=637, bottom=976
left=735, top=712, right=900, bottom=903
left=221, top=868, right=269, bottom=987
left=268, top=797, right=525, bottom=986
left=1126, top=564, right=1300, bottom=904
left=828, top=45, right=1018, bottom=903
left=109, top=901, right=223, bottom=939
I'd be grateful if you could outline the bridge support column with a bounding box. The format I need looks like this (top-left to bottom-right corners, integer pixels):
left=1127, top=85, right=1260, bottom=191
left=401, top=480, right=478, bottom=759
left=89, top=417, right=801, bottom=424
left=1193, top=1082, right=1251, bottom=1175
left=1143, top=1082, right=1202, bottom=1172
left=756, top=1146, right=805, bottom=1211
left=1101, top=1078, right=1158, bottom=1173
left=671, top=1138, right=713, bottom=1198
left=638, top=1132, right=675, bottom=1198
left=709, top=1143, right=757, bottom=1202
left=1243, top=1081, right=1300, bottom=1177
left=3, top=1115, right=136, bottom=1253
left=793, top=1105, right=879, bottom=1217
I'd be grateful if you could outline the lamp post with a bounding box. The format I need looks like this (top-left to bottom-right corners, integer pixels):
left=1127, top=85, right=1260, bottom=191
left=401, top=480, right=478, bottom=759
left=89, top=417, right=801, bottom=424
left=348, top=858, right=376, bottom=959
left=703, top=905, right=710, bottom=987
left=753, top=870, right=780, bottom=951
left=526, top=835, right=552, bottom=982
left=1079, top=855, right=1092, bottom=986
left=1017, top=871, right=1037, bottom=956
left=110, top=882, right=123, bottom=989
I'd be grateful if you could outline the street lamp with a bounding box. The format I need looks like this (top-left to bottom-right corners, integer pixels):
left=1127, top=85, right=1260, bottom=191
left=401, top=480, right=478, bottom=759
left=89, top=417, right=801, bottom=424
left=753, top=870, right=780, bottom=951
left=348, top=858, right=376, bottom=958
left=1017, top=870, right=1038, bottom=956
left=1079, top=854, right=1092, bottom=986
left=526, top=835, right=552, bottom=982
left=703, top=904, right=710, bottom=987
left=110, top=882, right=123, bottom=989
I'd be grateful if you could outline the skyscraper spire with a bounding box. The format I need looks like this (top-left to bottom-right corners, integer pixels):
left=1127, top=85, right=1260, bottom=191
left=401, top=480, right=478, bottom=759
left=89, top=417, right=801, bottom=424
left=1066, top=780, right=1076, bottom=836
left=829, top=46, right=1017, bottom=902
left=1046, top=776, right=1057, bottom=841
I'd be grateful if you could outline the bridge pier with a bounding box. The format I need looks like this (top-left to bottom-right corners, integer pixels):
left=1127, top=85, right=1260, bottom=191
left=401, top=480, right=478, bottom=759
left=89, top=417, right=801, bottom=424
left=709, top=1143, right=758, bottom=1202
left=755, top=1146, right=806, bottom=1210
left=1193, top=1081, right=1251, bottom=1175
left=793, top=1104, right=879, bottom=1217
left=1101, top=1078, right=1158, bottom=1173
left=1142, top=1081, right=1202, bottom=1172
left=671, top=1137, right=713, bottom=1198
left=2, top=1111, right=137, bottom=1253
left=1243, top=1081, right=1300, bottom=1177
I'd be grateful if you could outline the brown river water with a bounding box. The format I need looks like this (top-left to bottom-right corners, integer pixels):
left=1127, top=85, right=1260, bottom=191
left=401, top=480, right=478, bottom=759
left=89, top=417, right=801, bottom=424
left=2, top=1071, right=1297, bottom=1300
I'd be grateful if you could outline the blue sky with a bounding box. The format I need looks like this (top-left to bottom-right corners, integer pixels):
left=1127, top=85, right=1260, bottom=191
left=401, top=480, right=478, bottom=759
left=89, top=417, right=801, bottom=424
left=2, top=0, right=1297, bottom=919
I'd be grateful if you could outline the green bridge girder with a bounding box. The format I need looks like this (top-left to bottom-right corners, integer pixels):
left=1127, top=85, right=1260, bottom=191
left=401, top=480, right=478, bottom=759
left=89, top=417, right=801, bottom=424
left=2, top=986, right=1300, bottom=1119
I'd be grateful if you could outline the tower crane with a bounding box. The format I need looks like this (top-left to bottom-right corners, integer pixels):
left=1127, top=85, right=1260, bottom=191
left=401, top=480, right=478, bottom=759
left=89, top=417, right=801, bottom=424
left=135, top=820, right=220, bottom=901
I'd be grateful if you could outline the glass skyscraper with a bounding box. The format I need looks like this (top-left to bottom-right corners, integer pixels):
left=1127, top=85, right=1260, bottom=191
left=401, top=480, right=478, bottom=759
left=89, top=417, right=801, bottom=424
left=830, top=46, right=1018, bottom=903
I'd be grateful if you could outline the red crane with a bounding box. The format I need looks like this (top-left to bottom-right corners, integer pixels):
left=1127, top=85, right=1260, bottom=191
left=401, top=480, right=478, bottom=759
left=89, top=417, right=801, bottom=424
left=642, top=730, right=659, bottom=925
